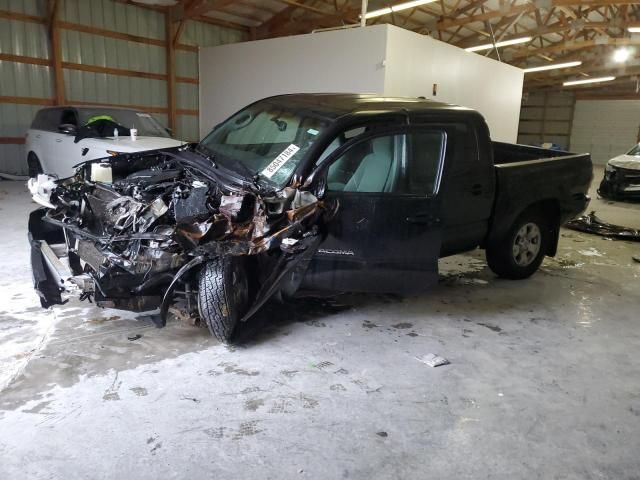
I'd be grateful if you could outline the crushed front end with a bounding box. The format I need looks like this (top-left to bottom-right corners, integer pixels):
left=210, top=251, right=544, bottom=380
left=599, top=163, right=640, bottom=200
left=28, top=146, right=332, bottom=332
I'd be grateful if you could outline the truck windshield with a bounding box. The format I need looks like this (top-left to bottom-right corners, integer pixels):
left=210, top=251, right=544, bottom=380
left=198, top=102, right=329, bottom=188
left=626, top=144, right=640, bottom=156
left=78, top=108, right=171, bottom=138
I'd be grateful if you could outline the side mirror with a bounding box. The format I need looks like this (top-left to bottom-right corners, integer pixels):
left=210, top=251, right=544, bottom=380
left=165, top=127, right=173, bottom=136
left=58, top=123, right=77, bottom=135
left=302, top=165, right=328, bottom=198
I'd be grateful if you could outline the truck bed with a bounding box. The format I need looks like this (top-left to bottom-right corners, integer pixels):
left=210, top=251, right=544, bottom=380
left=492, top=141, right=575, bottom=164
left=488, top=141, right=593, bottom=243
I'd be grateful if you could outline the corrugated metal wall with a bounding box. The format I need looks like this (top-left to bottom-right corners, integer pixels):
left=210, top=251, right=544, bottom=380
left=571, top=99, right=640, bottom=165
left=517, top=91, right=575, bottom=150
left=0, top=0, right=247, bottom=175
left=0, top=0, right=50, bottom=174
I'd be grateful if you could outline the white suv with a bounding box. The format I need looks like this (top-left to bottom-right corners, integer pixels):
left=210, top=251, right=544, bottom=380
left=26, top=106, right=184, bottom=178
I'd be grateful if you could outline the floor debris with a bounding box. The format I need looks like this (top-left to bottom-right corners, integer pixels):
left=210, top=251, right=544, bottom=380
left=566, top=211, right=640, bottom=241
left=127, top=334, right=142, bottom=341
left=180, top=396, right=200, bottom=403
left=415, top=353, right=450, bottom=367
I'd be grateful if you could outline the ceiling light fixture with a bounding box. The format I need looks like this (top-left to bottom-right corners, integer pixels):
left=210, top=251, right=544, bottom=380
left=523, top=61, right=582, bottom=73
left=465, top=36, right=532, bottom=53
left=613, top=47, right=632, bottom=63
left=362, top=0, right=438, bottom=19
left=628, top=27, right=640, bottom=33
left=563, top=76, right=616, bottom=87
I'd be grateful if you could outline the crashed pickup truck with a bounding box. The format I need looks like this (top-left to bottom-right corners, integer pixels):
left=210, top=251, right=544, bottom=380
left=28, top=94, right=593, bottom=342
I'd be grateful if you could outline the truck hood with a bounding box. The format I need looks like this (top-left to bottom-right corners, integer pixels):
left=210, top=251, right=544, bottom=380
left=608, top=154, right=640, bottom=171
left=79, top=136, right=184, bottom=152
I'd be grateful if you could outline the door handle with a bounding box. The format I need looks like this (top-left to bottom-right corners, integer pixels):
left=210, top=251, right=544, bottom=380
left=36, top=134, right=41, bottom=138
left=471, top=183, right=483, bottom=196
left=55, top=139, right=62, bottom=143
left=406, top=213, right=440, bottom=226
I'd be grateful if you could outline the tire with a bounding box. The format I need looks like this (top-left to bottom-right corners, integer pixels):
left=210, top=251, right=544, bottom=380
left=197, top=257, right=249, bottom=343
left=27, top=153, right=43, bottom=179
left=486, top=209, right=551, bottom=280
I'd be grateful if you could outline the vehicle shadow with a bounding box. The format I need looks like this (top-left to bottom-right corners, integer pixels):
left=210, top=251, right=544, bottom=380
left=232, top=264, right=499, bottom=346
left=233, top=292, right=403, bottom=346
left=231, top=253, right=587, bottom=346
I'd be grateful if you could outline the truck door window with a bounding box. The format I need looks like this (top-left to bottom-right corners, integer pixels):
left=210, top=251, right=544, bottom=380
left=408, top=131, right=447, bottom=196
left=327, top=134, right=405, bottom=193
left=316, top=126, right=369, bottom=165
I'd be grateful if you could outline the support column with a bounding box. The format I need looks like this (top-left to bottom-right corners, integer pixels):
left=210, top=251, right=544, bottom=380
left=48, top=0, right=65, bottom=105
left=166, top=11, right=177, bottom=133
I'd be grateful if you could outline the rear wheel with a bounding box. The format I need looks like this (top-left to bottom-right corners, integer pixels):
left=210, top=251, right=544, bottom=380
left=486, top=210, right=550, bottom=280
left=27, top=153, right=43, bottom=179
left=197, top=257, right=249, bottom=343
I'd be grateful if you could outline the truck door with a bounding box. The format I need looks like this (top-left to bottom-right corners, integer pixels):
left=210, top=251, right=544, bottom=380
left=436, top=121, right=495, bottom=255
left=302, top=128, right=448, bottom=294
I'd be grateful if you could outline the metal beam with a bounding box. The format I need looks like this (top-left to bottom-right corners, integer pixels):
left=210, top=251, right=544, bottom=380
left=166, top=12, right=177, bottom=133
left=48, top=0, right=65, bottom=106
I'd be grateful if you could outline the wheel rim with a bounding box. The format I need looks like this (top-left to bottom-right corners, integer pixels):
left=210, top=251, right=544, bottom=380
left=512, top=222, right=541, bottom=267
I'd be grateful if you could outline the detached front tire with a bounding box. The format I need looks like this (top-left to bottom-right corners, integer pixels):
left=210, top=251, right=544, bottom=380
left=198, top=257, right=249, bottom=343
left=486, top=210, right=551, bottom=280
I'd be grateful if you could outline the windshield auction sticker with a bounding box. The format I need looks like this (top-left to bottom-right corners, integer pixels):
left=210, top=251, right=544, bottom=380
left=261, top=144, right=300, bottom=179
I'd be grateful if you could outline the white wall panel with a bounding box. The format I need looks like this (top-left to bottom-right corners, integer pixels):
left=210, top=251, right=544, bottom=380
left=384, top=26, right=523, bottom=143
left=199, top=25, right=522, bottom=142
left=199, top=25, right=388, bottom=137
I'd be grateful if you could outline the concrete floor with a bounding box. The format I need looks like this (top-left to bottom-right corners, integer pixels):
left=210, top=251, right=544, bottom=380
left=1, top=167, right=639, bottom=480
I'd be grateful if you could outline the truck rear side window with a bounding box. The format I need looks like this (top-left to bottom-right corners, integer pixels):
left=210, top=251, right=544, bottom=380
left=408, top=131, right=446, bottom=196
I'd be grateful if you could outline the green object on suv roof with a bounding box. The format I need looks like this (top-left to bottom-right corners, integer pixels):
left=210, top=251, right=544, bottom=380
left=86, top=114, right=115, bottom=125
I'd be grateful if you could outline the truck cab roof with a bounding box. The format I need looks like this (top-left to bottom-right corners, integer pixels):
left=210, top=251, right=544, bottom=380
left=260, top=93, right=483, bottom=122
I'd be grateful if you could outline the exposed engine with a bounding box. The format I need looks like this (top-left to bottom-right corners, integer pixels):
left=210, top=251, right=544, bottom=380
left=28, top=146, right=332, bottom=326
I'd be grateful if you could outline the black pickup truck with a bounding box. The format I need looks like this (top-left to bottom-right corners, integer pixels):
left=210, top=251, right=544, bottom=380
left=28, top=94, right=592, bottom=342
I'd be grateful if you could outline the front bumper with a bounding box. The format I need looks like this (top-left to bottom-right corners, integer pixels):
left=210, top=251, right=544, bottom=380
left=599, top=166, right=640, bottom=199
left=29, top=209, right=68, bottom=308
